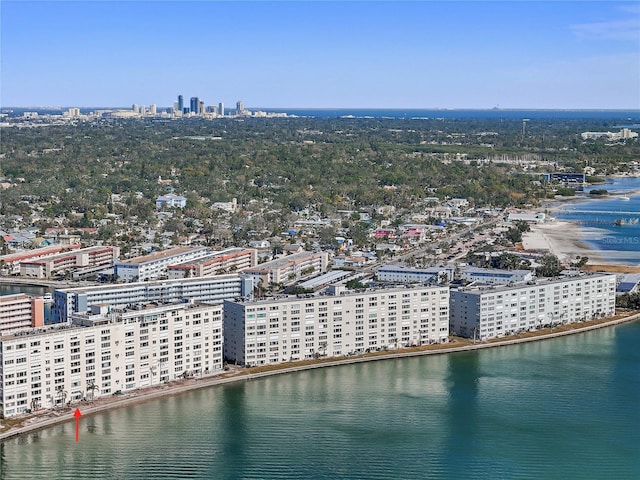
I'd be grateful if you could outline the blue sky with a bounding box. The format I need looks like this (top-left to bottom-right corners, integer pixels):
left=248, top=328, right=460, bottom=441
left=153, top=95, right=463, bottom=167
left=1, top=1, right=639, bottom=109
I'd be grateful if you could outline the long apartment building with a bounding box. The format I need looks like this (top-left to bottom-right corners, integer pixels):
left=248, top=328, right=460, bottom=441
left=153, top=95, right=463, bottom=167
left=377, top=265, right=452, bottom=283
left=0, top=244, right=82, bottom=275
left=53, top=274, right=254, bottom=323
left=224, top=285, right=450, bottom=367
left=460, top=267, right=533, bottom=285
left=20, top=246, right=120, bottom=278
left=0, top=294, right=45, bottom=334
left=114, top=246, right=210, bottom=282
left=243, top=251, right=329, bottom=287
left=0, top=301, right=223, bottom=417
left=449, top=273, right=616, bottom=340
left=167, top=248, right=258, bottom=279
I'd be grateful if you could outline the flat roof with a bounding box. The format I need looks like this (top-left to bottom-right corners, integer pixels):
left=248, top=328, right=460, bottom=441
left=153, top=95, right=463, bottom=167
left=228, top=284, right=445, bottom=306
left=54, top=273, right=246, bottom=295
left=298, top=270, right=353, bottom=289
left=168, top=248, right=253, bottom=268
left=116, top=246, right=207, bottom=265
left=453, top=272, right=615, bottom=294
left=245, top=251, right=321, bottom=272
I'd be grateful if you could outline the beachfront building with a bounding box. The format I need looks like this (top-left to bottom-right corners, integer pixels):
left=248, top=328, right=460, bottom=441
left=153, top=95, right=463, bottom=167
left=223, top=285, right=450, bottom=366
left=19, top=246, right=120, bottom=279
left=53, top=274, right=253, bottom=323
left=376, top=265, right=453, bottom=284
left=0, top=244, right=83, bottom=275
left=0, top=301, right=223, bottom=417
left=449, top=273, right=616, bottom=340
left=243, top=251, right=329, bottom=287
left=460, top=267, right=534, bottom=285
left=167, top=248, right=258, bottom=279
left=0, top=294, right=45, bottom=334
left=114, top=246, right=210, bottom=282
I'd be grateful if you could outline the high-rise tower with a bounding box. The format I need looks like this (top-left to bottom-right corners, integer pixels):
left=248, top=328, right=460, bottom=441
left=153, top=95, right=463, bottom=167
left=177, top=95, right=184, bottom=112
left=190, top=97, right=200, bottom=115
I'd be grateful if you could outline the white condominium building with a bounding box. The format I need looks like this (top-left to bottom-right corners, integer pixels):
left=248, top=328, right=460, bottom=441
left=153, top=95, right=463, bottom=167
left=376, top=265, right=452, bottom=283
left=243, top=251, right=329, bottom=287
left=460, top=267, right=534, bottom=285
left=114, top=246, right=210, bottom=282
left=449, top=273, right=616, bottom=340
left=53, top=274, right=253, bottom=323
left=224, top=285, right=450, bottom=367
left=0, top=301, right=223, bottom=417
left=167, top=248, right=258, bottom=279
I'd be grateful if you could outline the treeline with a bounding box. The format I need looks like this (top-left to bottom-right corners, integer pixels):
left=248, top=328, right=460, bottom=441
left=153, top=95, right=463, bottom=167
left=0, top=116, right=637, bottom=224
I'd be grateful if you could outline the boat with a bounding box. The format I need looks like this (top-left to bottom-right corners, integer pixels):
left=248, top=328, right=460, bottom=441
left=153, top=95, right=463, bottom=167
left=620, top=195, right=630, bottom=201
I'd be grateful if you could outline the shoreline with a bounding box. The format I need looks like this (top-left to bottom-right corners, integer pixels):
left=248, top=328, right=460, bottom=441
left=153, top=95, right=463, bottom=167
left=524, top=185, right=640, bottom=268
left=2, top=310, right=639, bottom=442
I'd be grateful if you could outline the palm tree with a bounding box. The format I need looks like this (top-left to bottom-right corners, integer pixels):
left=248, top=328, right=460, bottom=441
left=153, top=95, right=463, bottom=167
left=86, top=381, right=100, bottom=403
left=55, top=386, right=68, bottom=408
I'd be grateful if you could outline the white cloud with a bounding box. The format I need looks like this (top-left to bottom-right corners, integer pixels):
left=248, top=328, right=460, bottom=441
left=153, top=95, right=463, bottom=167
left=571, top=17, right=640, bottom=42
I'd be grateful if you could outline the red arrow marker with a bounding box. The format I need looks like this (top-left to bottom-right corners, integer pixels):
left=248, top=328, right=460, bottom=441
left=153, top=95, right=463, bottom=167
left=74, top=408, right=82, bottom=443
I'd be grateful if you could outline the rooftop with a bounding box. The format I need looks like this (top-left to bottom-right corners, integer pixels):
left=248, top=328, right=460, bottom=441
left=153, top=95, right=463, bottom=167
left=116, top=246, right=208, bottom=265
left=453, top=272, right=615, bottom=294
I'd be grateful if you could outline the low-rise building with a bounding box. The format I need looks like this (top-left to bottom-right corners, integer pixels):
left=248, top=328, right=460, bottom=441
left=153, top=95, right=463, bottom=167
left=53, top=274, right=253, bottom=323
left=460, top=267, right=533, bottom=285
left=0, top=301, right=223, bottom=417
left=0, top=294, right=44, bottom=334
left=449, top=273, right=616, bottom=340
left=155, top=193, right=187, bottom=209
left=20, top=246, right=119, bottom=278
left=167, top=248, right=257, bottom=279
left=243, top=251, right=328, bottom=287
left=114, top=246, right=210, bottom=282
left=377, top=265, right=452, bottom=284
left=0, top=244, right=82, bottom=275
left=224, top=285, right=450, bottom=366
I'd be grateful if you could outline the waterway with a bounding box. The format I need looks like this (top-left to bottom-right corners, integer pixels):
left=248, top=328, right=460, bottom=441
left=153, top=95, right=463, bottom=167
left=556, top=176, right=640, bottom=264
left=1, top=321, right=639, bottom=479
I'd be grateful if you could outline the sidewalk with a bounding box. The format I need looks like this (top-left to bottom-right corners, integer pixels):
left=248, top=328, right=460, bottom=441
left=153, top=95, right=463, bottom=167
left=2, top=311, right=639, bottom=442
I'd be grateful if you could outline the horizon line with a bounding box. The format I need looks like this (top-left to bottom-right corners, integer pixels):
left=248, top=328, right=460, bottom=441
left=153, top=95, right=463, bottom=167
left=3, top=106, right=640, bottom=112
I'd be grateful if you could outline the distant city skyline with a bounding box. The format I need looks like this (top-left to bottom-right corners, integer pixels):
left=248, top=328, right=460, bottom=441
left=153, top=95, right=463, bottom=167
left=1, top=1, right=639, bottom=109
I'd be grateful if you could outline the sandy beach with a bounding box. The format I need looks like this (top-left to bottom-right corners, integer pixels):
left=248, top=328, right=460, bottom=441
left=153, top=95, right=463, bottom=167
left=521, top=220, right=604, bottom=263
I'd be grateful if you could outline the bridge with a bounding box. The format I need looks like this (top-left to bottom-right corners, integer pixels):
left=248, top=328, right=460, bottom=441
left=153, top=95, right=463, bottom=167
left=560, top=208, right=640, bottom=215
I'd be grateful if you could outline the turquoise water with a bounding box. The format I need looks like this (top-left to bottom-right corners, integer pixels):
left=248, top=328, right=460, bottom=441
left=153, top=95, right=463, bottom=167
left=557, top=177, right=640, bottom=265
left=2, top=321, right=639, bottom=479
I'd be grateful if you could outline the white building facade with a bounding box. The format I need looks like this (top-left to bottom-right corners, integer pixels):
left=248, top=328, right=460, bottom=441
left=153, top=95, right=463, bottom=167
left=224, top=285, right=450, bottom=366
left=167, top=248, right=257, bottom=279
left=114, top=246, right=210, bottom=282
left=244, top=251, right=329, bottom=287
left=377, top=265, right=452, bottom=283
left=53, top=274, right=253, bottom=323
left=460, top=267, right=533, bottom=285
left=449, top=273, right=616, bottom=340
left=0, top=302, right=223, bottom=417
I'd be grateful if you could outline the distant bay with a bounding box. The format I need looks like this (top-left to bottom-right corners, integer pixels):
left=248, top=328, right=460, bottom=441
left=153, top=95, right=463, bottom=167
left=4, top=107, right=640, bottom=120
left=556, top=177, right=640, bottom=265
left=1, top=321, right=639, bottom=479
